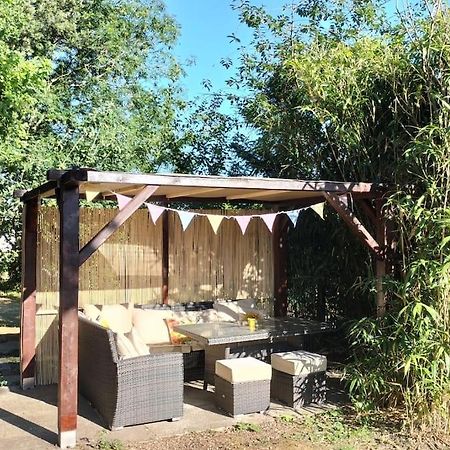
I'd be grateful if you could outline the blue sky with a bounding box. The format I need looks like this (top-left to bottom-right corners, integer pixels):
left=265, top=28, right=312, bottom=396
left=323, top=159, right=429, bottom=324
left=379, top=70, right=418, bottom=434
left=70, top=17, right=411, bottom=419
left=164, top=1, right=282, bottom=101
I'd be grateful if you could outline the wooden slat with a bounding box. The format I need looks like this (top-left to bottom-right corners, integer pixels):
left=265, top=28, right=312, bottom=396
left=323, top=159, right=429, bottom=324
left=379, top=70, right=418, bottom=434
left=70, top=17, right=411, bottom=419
left=16, top=180, right=57, bottom=201
left=227, top=190, right=292, bottom=200
left=79, top=185, right=157, bottom=266
left=57, top=184, right=80, bottom=447
left=162, top=205, right=169, bottom=304
left=323, top=192, right=382, bottom=258
left=20, top=198, right=38, bottom=389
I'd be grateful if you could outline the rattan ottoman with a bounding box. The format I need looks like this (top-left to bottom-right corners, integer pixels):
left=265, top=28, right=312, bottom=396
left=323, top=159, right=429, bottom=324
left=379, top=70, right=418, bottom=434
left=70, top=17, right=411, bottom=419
left=271, top=351, right=327, bottom=408
left=215, top=357, right=272, bottom=416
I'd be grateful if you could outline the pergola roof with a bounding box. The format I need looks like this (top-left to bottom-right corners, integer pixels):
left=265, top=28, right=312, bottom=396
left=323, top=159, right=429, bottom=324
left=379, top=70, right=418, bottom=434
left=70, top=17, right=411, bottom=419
left=18, top=169, right=384, bottom=206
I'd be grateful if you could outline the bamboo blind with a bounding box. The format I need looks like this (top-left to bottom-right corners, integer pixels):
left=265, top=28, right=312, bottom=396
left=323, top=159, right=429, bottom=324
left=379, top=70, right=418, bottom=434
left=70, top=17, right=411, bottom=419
left=34, top=206, right=274, bottom=384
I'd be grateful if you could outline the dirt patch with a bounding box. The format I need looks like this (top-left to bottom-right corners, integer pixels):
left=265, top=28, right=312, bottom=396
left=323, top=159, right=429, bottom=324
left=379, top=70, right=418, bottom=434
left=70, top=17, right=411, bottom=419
left=0, top=293, right=20, bottom=329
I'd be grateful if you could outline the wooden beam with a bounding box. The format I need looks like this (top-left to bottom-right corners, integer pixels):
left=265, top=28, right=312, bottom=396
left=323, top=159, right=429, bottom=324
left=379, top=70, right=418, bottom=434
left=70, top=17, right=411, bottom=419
left=357, top=199, right=377, bottom=226
left=226, top=190, right=292, bottom=200
left=15, top=180, right=57, bottom=201
left=166, top=187, right=225, bottom=198
left=79, top=185, right=157, bottom=266
left=57, top=184, right=80, bottom=449
left=83, top=170, right=383, bottom=194
left=375, top=199, right=387, bottom=317
left=20, top=197, right=38, bottom=390
left=162, top=202, right=169, bottom=304
left=273, top=214, right=290, bottom=317
left=323, top=192, right=382, bottom=258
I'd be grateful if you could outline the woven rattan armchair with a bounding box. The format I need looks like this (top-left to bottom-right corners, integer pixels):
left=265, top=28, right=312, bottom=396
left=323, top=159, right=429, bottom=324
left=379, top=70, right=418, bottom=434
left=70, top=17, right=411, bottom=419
left=78, top=316, right=183, bottom=429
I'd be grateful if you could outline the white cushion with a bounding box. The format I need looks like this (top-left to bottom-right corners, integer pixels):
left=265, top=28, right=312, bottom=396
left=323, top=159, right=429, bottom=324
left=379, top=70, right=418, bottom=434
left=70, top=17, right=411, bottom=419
left=132, top=308, right=171, bottom=345
left=215, top=357, right=272, bottom=383
left=116, top=332, right=139, bottom=359
left=271, top=351, right=327, bottom=376
left=98, top=304, right=133, bottom=333
left=127, top=327, right=149, bottom=356
left=83, top=304, right=101, bottom=321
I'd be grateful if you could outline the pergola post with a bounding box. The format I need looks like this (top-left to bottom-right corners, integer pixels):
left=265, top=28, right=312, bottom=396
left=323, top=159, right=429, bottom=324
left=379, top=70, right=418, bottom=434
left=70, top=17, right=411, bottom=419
left=273, top=214, right=289, bottom=317
left=20, top=197, right=38, bottom=390
left=57, top=184, right=80, bottom=449
left=375, top=199, right=387, bottom=317
left=162, top=202, right=169, bottom=304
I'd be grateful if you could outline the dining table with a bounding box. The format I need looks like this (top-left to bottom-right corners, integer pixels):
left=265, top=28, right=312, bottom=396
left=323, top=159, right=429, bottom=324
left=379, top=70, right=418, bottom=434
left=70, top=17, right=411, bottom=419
left=174, top=317, right=332, bottom=389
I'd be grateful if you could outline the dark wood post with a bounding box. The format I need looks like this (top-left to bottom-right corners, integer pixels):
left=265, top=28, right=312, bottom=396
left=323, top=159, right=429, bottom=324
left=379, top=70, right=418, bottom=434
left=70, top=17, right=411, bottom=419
left=273, top=214, right=289, bottom=317
left=57, top=184, right=80, bottom=448
left=375, top=199, right=387, bottom=317
left=20, top=197, right=39, bottom=390
left=162, top=206, right=169, bottom=304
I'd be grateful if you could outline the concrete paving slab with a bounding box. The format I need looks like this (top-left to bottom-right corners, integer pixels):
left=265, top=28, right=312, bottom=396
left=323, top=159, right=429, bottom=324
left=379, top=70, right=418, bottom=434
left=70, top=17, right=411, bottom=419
left=0, top=377, right=346, bottom=450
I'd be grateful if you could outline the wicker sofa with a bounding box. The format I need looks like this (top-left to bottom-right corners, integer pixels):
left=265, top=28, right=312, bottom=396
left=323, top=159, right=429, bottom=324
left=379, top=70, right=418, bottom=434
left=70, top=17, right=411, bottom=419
left=78, top=316, right=183, bottom=429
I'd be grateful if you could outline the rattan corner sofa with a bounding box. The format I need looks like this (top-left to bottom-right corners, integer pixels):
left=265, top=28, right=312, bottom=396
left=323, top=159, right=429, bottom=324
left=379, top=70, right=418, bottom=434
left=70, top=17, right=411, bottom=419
left=78, top=316, right=183, bottom=429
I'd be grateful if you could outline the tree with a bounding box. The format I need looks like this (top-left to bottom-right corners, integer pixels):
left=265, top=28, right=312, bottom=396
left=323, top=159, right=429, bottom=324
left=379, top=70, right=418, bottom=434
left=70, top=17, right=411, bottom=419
left=0, top=0, right=183, bottom=287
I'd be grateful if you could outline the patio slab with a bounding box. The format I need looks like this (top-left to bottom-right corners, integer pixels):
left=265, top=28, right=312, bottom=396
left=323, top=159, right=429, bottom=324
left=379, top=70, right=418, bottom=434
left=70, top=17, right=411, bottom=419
left=0, top=376, right=346, bottom=450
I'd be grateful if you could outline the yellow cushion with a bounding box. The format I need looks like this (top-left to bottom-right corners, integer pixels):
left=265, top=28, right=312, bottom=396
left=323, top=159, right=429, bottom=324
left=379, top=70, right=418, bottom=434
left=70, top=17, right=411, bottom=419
left=98, top=304, right=133, bottom=333
left=127, top=327, right=149, bottom=356
left=271, top=351, right=327, bottom=376
left=116, top=332, right=139, bottom=359
left=215, top=357, right=272, bottom=383
left=132, top=308, right=171, bottom=345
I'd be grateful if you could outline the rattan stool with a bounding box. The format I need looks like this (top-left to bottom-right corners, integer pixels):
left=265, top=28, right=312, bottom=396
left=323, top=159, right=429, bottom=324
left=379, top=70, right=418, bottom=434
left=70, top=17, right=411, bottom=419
left=271, top=351, right=327, bottom=408
left=215, top=357, right=271, bottom=416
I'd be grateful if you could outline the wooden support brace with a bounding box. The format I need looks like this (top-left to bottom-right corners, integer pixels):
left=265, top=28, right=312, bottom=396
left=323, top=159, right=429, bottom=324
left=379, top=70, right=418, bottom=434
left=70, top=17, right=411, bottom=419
left=20, top=197, right=38, bottom=390
left=323, top=192, right=382, bottom=258
left=79, top=185, right=157, bottom=266
left=273, top=214, right=290, bottom=317
left=57, top=184, right=80, bottom=448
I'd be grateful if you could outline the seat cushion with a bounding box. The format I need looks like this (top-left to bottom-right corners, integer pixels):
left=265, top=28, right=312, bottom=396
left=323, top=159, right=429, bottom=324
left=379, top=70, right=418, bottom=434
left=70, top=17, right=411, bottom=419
left=215, top=357, right=272, bottom=383
left=98, top=304, right=133, bottom=333
left=127, top=327, right=149, bottom=356
left=132, top=308, right=171, bottom=344
left=271, top=351, right=327, bottom=376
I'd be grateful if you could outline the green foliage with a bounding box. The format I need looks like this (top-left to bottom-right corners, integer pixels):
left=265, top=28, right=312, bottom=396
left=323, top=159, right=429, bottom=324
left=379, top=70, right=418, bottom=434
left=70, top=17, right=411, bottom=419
left=0, top=0, right=183, bottom=288
left=233, top=422, right=262, bottom=432
left=94, top=433, right=124, bottom=450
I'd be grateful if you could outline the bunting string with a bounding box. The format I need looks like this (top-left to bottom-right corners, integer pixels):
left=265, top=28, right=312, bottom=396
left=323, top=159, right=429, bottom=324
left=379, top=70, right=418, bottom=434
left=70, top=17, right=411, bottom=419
left=114, top=191, right=325, bottom=235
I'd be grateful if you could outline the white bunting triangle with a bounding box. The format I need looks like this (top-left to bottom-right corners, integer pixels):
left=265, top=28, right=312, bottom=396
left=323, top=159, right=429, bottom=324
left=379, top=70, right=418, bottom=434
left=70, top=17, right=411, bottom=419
left=146, top=203, right=166, bottom=224
left=261, top=213, right=277, bottom=232
left=285, top=209, right=301, bottom=227
left=85, top=190, right=101, bottom=202
left=178, top=210, right=195, bottom=231
left=116, top=193, right=132, bottom=210
left=207, top=214, right=224, bottom=234
left=235, top=216, right=252, bottom=235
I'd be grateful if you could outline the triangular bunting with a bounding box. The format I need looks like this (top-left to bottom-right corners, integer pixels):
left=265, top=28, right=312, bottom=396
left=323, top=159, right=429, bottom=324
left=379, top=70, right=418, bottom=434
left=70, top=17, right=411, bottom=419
left=261, top=213, right=277, bottom=232
left=207, top=214, right=224, bottom=234
left=146, top=203, right=166, bottom=224
left=310, top=202, right=325, bottom=220
left=115, top=193, right=132, bottom=211
left=235, top=215, right=252, bottom=235
left=85, top=190, right=101, bottom=202
left=178, top=210, right=195, bottom=231
left=285, top=209, right=301, bottom=227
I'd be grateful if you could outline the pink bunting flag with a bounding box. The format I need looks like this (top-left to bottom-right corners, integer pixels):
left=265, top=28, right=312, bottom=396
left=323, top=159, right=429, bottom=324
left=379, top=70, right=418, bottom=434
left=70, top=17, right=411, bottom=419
left=261, top=213, right=278, bottom=232
left=235, top=215, right=252, bottom=235
left=115, top=193, right=132, bottom=210
left=146, top=203, right=166, bottom=224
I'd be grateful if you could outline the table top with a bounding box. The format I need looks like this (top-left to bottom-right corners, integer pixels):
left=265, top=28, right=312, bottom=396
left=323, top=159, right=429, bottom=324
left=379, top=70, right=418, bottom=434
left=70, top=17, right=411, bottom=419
left=174, top=317, right=331, bottom=346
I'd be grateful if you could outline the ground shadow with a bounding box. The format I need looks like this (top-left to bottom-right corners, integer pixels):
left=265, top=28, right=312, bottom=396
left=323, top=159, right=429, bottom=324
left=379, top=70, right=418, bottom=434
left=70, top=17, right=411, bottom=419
left=0, top=294, right=20, bottom=328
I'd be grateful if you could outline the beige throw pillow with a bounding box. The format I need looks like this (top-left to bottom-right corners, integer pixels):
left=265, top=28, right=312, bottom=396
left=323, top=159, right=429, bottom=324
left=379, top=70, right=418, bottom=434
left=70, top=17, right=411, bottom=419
left=132, top=308, right=171, bottom=345
left=128, top=327, right=149, bottom=356
left=116, top=332, right=139, bottom=359
left=98, top=304, right=133, bottom=333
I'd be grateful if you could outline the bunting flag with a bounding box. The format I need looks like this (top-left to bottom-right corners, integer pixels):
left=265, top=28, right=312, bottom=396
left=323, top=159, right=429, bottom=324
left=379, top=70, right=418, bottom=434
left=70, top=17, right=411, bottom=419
left=178, top=210, right=196, bottom=231
left=285, top=209, right=301, bottom=227
left=207, top=214, right=225, bottom=234
left=116, top=193, right=132, bottom=211
left=261, top=213, right=277, bottom=232
left=85, top=190, right=101, bottom=202
left=311, top=202, right=325, bottom=220
left=235, top=215, right=252, bottom=235
left=146, top=203, right=166, bottom=225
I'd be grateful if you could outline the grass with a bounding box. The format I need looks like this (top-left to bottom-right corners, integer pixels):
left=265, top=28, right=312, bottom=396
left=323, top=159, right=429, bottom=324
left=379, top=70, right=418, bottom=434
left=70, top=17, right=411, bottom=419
left=0, top=291, right=20, bottom=328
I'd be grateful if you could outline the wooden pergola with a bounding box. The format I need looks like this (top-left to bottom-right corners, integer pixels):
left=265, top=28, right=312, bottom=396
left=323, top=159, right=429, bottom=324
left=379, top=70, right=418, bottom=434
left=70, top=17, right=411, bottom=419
left=16, top=168, right=387, bottom=448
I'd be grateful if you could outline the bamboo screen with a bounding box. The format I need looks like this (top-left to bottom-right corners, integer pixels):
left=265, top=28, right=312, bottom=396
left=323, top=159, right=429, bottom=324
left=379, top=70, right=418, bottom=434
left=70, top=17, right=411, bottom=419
left=35, top=206, right=274, bottom=384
